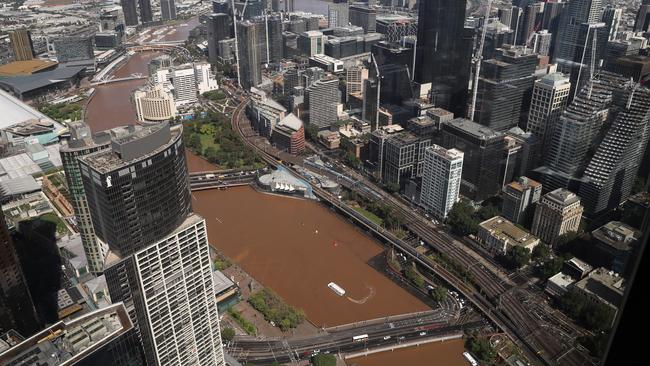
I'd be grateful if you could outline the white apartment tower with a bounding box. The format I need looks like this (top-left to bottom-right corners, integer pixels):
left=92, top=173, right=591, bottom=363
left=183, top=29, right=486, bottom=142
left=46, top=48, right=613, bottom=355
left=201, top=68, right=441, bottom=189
left=420, top=145, right=464, bottom=219
left=526, top=73, right=571, bottom=152
left=172, top=65, right=198, bottom=104
left=194, top=62, right=219, bottom=94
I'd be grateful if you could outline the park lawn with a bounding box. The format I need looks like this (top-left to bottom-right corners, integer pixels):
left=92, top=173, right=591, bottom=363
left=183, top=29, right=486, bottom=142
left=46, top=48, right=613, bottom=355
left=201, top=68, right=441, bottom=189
left=39, top=213, right=69, bottom=236
left=199, top=133, right=220, bottom=153
left=354, top=207, right=383, bottom=226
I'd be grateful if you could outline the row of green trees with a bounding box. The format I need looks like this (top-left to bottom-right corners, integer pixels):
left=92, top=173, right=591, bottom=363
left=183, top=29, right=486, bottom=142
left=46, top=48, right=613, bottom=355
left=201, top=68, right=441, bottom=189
left=248, top=288, right=305, bottom=331
left=38, top=103, right=83, bottom=122
left=559, top=290, right=615, bottom=332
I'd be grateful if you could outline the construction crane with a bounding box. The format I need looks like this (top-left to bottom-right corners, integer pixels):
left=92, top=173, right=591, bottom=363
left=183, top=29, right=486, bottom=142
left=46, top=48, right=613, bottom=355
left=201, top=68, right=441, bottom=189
left=468, top=0, right=493, bottom=121
left=230, top=0, right=247, bottom=87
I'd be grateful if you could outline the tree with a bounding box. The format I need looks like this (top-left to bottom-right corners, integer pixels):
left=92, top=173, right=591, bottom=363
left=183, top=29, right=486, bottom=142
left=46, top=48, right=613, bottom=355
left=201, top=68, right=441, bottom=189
left=446, top=199, right=478, bottom=236
left=504, top=246, right=531, bottom=269
left=385, top=182, right=400, bottom=193
left=305, top=124, right=319, bottom=141
left=311, top=354, right=336, bottom=366
left=344, top=152, right=361, bottom=169
left=532, top=243, right=551, bottom=260
left=466, top=335, right=496, bottom=362
left=188, top=134, right=202, bottom=152
left=538, top=255, right=564, bottom=279
left=477, top=204, right=500, bottom=221
left=431, top=286, right=448, bottom=302
left=221, top=327, right=235, bottom=342
left=204, top=146, right=218, bottom=162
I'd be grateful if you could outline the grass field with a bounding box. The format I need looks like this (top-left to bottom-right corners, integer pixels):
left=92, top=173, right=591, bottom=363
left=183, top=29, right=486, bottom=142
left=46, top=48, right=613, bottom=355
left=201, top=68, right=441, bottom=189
left=354, top=207, right=383, bottom=226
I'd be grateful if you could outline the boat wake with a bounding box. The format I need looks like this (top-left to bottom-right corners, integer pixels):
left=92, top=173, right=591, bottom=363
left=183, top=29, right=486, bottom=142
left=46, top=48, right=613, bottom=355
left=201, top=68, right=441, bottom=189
left=347, top=285, right=376, bottom=304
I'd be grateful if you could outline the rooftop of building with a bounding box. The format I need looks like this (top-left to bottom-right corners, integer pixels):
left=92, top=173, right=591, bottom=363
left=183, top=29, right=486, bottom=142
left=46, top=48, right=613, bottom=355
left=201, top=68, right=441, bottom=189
left=427, top=144, right=464, bottom=161
left=444, top=118, right=502, bottom=140
left=627, top=191, right=650, bottom=208
left=565, top=257, right=593, bottom=275
left=0, top=303, right=133, bottom=366
left=574, top=267, right=625, bottom=307
left=506, top=176, right=541, bottom=193
left=388, top=131, right=420, bottom=147
left=79, top=123, right=179, bottom=174
left=426, top=108, right=454, bottom=119
left=0, top=59, right=58, bottom=76
left=0, top=65, right=85, bottom=95
left=479, top=216, right=539, bottom=247
left=277, top=113, right=303, bottom=132
left=548, top=272, right=576, bottom=289
left=408, top=116, right=435, bottom=127
left=0, top=88, right=59, bottom=130
left=592, top=221, right=641, bottom=251
left=543, top=188, right=582, bottom=207
left=540, top=72, right=571, bottom=86
left=213, top=270, right=236, bottom=295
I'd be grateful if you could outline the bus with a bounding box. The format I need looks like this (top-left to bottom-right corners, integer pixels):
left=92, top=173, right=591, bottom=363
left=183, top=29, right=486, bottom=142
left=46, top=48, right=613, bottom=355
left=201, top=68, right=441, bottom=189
left=352, top=334, right=369, bottom=342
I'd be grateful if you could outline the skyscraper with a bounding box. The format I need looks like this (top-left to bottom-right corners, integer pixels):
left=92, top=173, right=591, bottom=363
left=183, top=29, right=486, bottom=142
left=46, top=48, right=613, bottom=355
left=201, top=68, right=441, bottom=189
left=329, top=0, right=350, bottom=28
left=540, top=72, right=625, bottom=191
left=9, top=29, right=34, bottom=61
left=579, top=81, right=650, bottom=216
left=420, top=145, right=464, bottom=219
left=78, top=123, right=224, bottom=366
left=532, top=188, right=584, bottom=246
left=349, top=5, right=377, bottom=33
left=552, top=0, right=605, bottom=97
left=634, top=0, right=650, bottom=33
left=414, top=0, right=473, bottom=116
left=602, top=6, right=622, bottom=41
left=526, top=72, right=571, bottom=153
left=0, top=209, right=39, bottom=336
left=139, top=0, right=153, bottom=23
left=60, top=122, right=112, bottom=275
left=502, top=176, right=542, bottom=225
left=207, top=13, right=232, bottom=63
left=237, top=19, right=264, bottom=89
left=475, top=45, right=538, bottom=131
left=306, top=77, right=340, bottom=130
left=161, top=0, right=177, bottom=21
left=121, top=0, right=139, bottom=26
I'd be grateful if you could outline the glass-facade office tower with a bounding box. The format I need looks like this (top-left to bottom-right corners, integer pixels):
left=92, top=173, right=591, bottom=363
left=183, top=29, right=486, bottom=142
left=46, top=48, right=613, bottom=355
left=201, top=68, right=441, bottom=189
left=9, top=29, right=34, bottom=61
left=207, top=13, right=232, bottom=63
left=161, top=0, right=177, bottom=21
left=0, top=210, right=39, bottom=336
left=60, top=122, right=112, bottom=274
left=237, top=19, right=264, bottom=90
left=139, top=0, right=153, bottom=23
left=78, top=123, right=224, bottom=366
left=121, top=0, right=139, bottom=26
left=414, top=0, right=473, bottom=116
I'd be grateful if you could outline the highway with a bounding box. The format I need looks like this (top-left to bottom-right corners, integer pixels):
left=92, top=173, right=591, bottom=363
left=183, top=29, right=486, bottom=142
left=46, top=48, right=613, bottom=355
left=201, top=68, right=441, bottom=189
left=224, top=95, right=596, bottom=366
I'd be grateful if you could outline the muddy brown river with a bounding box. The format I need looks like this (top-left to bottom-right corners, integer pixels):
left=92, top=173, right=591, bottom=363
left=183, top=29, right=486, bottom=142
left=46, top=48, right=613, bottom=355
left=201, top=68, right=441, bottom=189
left=348, top=338, right=467, bottom=366
left=192, top=186, right=429, bottom=327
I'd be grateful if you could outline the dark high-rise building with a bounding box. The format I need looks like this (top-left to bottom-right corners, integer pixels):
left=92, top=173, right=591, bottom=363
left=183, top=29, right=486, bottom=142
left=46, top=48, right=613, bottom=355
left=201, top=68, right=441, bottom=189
left=139, top=0, right=153, bottom=23
left=213, top=0, right=229, bottom=14
left=349, top=5, right=377, bottom=33
left=634, top=0, right=650, bottom=33
left=0, top=210, right=39, bottom=336
left=553, top=0, right=605, bottom=98
left=79, top=124, right=191, bottom=257
left=441, top=118, right=521, bottom=201
left=0, top=303, right=144, bottom=366
left=78, top=123, right=225, bottom=366
left=237, top=19, right=264, bottom=89
left=208, top=13, right=232, bottom=63
left=9, top=29, right=34, bottom=61
left=268, top=15, right=284, bottom=63
left=161, top=0, right=177, bottom=20
left=475, top=45, right=538, bottom=131
left=121, top=0, right=139, bottom=26
left=414, top=0, right=473, bottom=116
